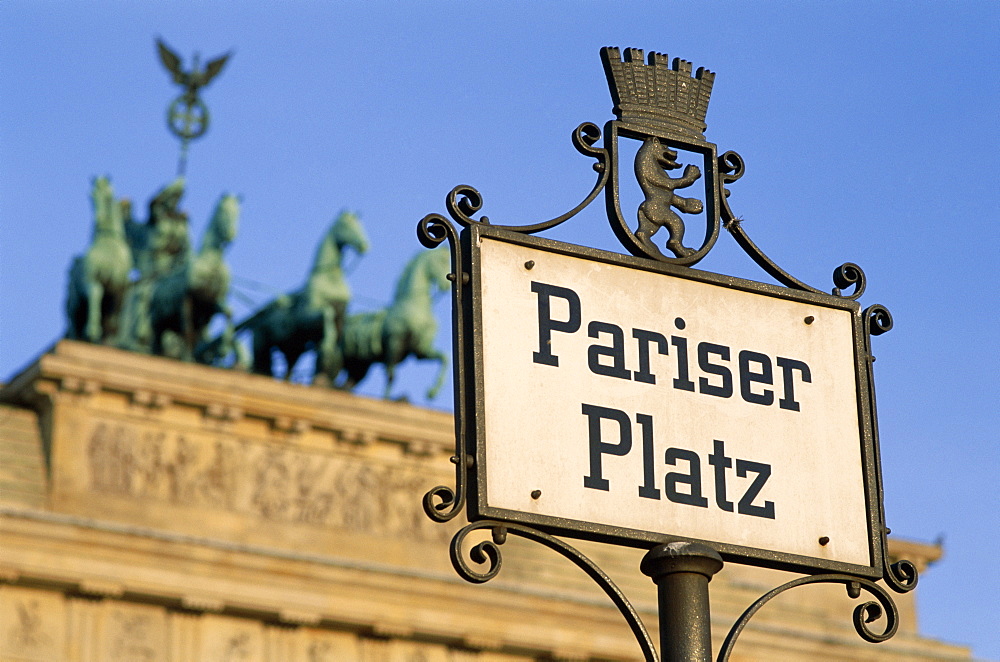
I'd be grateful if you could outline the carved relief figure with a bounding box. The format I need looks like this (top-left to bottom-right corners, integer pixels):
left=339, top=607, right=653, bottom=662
left=108, top=612, right=158, bottom=662
left=165, top=436, right=196, bottom=503
left=87, top=422, right=449, bottom=541
left=251, top=450, right=292, bottom=518
left=634, top=137, right=704, bottom=258
left=293, top=457, right=333, bottom=524
left=89, top=422, right=135, bottom=495
left=7, top=600, right=50, bottom=651
left=221, top=632, right=251, bottom=661
left=200, top=440, right=240, bottom=509
left=334, top=464, right=381, bottom=531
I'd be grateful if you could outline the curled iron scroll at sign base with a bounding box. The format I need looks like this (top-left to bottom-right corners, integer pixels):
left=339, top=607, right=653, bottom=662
left=884, top=559, right=919, bottom=593
left=422, top=484, right=460, bottom=523
left=451, top=521, right=659, bottom=662
left=717, top=573, right=900, bottom=661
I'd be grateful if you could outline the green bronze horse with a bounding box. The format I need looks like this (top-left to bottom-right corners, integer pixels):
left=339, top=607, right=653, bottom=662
left=338, top=246, right=450, bottom=399
left=148, top=193, right=240, bottom=361
left=65, top=176, right=133, bottom=343
left=238, top=211, right=369, bottom=380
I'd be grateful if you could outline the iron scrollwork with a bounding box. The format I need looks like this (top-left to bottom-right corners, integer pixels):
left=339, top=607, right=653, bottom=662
left=420, top=47, right=872, bottom=301
left=441, top=122, right=609, bottom=235
left=451, top=520, right=659, bottom=662
left=417, top=45, right=919, bottom=660
left=718, top=573, right=901, bottom=661
left=448, top=518, right=914, bottom=662
left=417, top=213, right=468, bottom=523
left=719, top=150, right=869, bottom=300
left=862, top=303, right=920, bottom=596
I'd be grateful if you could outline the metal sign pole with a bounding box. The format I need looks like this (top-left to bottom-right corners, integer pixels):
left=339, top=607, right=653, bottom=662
left=642, top=542, right=724, bottom=662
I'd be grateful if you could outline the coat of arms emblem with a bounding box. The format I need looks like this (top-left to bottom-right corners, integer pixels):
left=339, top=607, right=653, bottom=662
left=601, top=47, right=721, bottom=264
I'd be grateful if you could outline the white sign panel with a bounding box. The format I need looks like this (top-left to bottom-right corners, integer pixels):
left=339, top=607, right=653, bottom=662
left=473, top=232, right=875, bottom=570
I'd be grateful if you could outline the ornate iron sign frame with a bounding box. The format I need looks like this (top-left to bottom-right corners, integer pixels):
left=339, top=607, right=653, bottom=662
left=464, top=225, right=884, bottom=578
left=416, top=47, right=916, bottom=660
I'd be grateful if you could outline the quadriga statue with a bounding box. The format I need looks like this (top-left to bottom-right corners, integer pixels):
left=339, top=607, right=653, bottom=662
left=65, top=176, right=242, bottom=366
left=65, top=176, right=133, bottom=344
left=62, top=180, right=447, bottom=401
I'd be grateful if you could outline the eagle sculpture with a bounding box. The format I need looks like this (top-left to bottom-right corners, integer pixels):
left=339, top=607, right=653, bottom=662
left=157, top=38, right=231, bottom=98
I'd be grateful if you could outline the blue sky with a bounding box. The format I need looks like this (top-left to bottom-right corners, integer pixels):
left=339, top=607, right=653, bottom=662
left=1, top=2, right=998, bottom=659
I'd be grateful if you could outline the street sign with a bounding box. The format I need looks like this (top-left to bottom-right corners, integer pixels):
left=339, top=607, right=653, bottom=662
left=419, top=46, right=913, bottom=657
left=467, top=226, right=882, bottom=577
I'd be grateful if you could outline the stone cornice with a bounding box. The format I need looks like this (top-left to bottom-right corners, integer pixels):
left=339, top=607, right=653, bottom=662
left=1, top=340, right=455, bottom=456
left=888, top=536, right=943, bottom=573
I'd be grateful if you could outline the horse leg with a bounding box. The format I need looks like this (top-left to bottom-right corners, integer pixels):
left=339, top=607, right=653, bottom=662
left=66, top=287, right=84, bottom=340
left=252, top=331, right=273, bottom=376
left=111, top=286, right=137, bottom=349
left=338, top=360, right=371, bottom=392
left=103, top=288, right=123, bottom=342
left=425, top=349, right=449, bottom=400
left=381, top=329, right=408, bottom=400
left=86, top=280, right=105, bottom=342
left=284, top=348, right=302, bottom=381
left=383, top=361, right=396, bottom=400
left=132, top=281, right=154, bottom=352
left=181, top=295, right=195, bottom=362
left=218, top=306, right=237, bottom=366
left=196, top=305, right=228, bottom=365
left=409, top=332, right=449, bottom=400
left=314, top=306, right=341, bottom=386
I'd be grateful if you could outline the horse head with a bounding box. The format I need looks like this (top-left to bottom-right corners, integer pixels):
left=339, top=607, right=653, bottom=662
left=90, top=176, right=123, bottom=237
left=424, top=245, right=451, bottom=294
left=203, top=193, right=240, bottom=252
left=331, top=209, right=369, bottom=256
left=311, top=210, right=369, bottom=278
left=392, top=246, right=451, bottom=303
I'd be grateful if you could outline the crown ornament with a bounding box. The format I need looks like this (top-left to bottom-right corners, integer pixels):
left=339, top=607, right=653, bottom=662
left=601, top=46, right=715, bottom=140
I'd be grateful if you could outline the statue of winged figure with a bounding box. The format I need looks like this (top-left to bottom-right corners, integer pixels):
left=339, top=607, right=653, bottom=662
left=156, top=38, right=232, bottom=173
left=157, top=38, right=231, bottom=103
